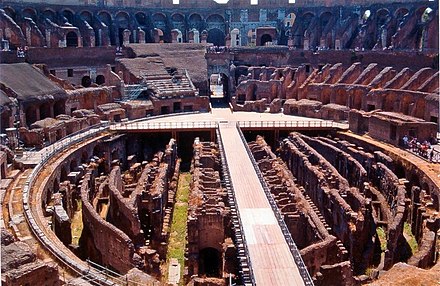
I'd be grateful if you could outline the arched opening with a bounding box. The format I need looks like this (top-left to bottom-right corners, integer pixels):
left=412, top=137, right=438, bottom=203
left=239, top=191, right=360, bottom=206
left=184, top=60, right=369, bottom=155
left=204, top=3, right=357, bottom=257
left=60, top=166, right=68, bottom=182
left=81, top=76, right=92, bottom=87
left=43, top=9, right=56, bottom=22
left=3, top=7, right=16, bottom=21
left=135, top=12, right=148, bottom=26
left=376, top=9, right=391, bottom=48
left=96, top=75, right=105, bottom=85
left=26, top=105, right=38, bottom=126
left=62, top=10, right=74, bottom=25
left=66, top=31, right=78, bottom=47
left=207, top=28, right=225, bottom=46
left=319, top=12, right=333, bottom=48
left=53, top=178, right=59, bottom=194
left=209, top=73, right=229, bottom=102
left=116, top=11, right=130, bottom=46
left=153, top=13, right=170, bottom=43
left=81, top=150, right=89, bottom=164
left=199, top=247, right=221, bottom=277
left=40, top=103, right=51, bottom=120
left=54, top=100, right=65, bottom=116
left=22, top=8, right=37, bottom=22
left=260, top=34, right=273, bottom=46
left=80, top=11, right=93, bottom=23
left=171, top=13, right=185, bottom=36
left=395, top=8, right=409, bottom=24
left=98, top=11, right=114, bottom=45
left=70, top=159, right=77, bottom=172
left=189, top=13, right=203, bottom=31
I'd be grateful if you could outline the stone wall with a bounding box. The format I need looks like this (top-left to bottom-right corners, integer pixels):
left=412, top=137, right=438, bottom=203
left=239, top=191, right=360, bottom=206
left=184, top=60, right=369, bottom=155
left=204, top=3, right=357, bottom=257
left=248, top=135, right=354, bottom=283
left=80, top=171, right=137, bottom=274
left=186, top=138, right=232, bottom=282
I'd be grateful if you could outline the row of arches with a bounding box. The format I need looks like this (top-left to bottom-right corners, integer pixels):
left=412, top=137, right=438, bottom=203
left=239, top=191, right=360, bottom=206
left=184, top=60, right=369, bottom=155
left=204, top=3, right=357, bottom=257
left=2, top=4, right=436, bottom=49
left=3, top=6, right=226, bottom=30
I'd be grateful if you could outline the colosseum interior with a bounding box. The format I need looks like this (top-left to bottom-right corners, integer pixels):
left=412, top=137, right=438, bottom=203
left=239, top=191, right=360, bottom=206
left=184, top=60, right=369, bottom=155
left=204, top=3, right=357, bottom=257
left=0, top=0, right=439, bottom=285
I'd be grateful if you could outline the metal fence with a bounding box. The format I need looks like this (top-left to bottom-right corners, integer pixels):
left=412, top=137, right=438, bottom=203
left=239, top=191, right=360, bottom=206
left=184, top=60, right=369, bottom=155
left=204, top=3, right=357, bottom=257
left=237, top=120, right=348, bottom=129
left=235, top=122, right=315, bottom=286
left=111, top=120, right=218, bottom=131
left=21, top=123, right=118, bottom=285
left=21, top=122, right=157, bottom=286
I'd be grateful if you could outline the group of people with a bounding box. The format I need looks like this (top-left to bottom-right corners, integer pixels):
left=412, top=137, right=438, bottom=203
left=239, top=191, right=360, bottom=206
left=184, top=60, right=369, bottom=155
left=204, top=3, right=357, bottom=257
left=402, top=135, right=438, bottom=162
left=206, top=46, right=230, bottom=53
left=16, top=46, right=28, bottom=58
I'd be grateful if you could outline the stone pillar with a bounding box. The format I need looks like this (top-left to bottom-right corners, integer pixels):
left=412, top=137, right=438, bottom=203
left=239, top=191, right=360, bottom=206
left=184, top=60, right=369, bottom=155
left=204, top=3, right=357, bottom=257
left=133, top=29, right=137, bottom=43
left=46, top=29, right=51, bottom=48
left=26, top=27, right=32, bottom=46
left=98, top=29, right=102, bottom=46
left=320, top=38, right=326, bottom=49
left=90, top=29, right=95, bottom=47
left=303, top=38, right=309, bottom=50
left=138, top=29, right=145, bottom=43
left=335, top=39, right=341, bottom=50
left=231, top=29, right=240, bottom=47
left=123, top=29, right=131, bottom=46
left=201, top=30, right=207, bottom=44
left=193, top=30, right=200, bottom=43
left=49, top=103, right=55, bottom=118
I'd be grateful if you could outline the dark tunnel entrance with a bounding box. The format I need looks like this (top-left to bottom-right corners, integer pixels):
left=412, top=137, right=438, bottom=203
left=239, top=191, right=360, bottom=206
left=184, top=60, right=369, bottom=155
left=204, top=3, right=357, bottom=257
left=199, top=247, right=221, bottom=277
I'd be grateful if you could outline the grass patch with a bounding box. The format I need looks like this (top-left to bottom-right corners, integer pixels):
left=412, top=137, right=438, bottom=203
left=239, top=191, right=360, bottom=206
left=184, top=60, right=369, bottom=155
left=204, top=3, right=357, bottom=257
left=376, top=226, right=387, bottom=252
left=404, top=222, right=418, bottom=254
left=71, top=200, right=83, bottom=246
left=165, top=172, right=191, bottom=285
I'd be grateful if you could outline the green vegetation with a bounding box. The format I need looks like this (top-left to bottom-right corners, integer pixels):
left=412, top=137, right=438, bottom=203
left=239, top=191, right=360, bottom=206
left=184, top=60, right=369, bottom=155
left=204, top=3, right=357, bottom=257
left=71, top=200, right=83, bottom=245
left=165, top=172, right=191, bottom=284
left=404, top=222, right=418, bottom=254
left=376, top=226, right=387, bottom=252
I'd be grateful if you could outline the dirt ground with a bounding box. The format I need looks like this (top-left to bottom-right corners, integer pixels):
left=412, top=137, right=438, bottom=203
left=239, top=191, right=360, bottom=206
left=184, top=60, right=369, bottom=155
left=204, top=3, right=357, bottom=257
left=366, top=261, right=440, bottom=286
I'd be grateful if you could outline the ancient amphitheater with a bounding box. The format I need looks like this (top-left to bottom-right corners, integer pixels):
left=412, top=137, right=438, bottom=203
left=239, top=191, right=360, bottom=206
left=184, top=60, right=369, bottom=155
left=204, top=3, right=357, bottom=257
left=0, top=0, right=439, bottom=285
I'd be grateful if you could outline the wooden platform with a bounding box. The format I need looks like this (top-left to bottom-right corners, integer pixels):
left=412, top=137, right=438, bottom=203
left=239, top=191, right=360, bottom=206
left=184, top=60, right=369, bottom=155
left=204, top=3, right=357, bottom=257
left=219, top=122, right=305, bottom=286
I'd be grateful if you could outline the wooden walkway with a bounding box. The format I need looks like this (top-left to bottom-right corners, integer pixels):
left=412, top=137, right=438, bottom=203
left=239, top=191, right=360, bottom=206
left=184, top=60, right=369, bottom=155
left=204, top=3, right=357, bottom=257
left=219, top=122, right=305, bottom=286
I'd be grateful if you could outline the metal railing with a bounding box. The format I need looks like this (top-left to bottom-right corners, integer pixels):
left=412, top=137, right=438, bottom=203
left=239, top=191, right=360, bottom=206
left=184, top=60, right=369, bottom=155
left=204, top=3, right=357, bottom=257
left=111, top=120, right=218, bottom=131
left=237, top=120, right=348, bottom=129
left=216, top=126, right=256, bottom=286
left=123, top=84, right=147, bottom=101
left=21, top=123, right=117, bottom=285
left=235, top=122, right=315, bottom=286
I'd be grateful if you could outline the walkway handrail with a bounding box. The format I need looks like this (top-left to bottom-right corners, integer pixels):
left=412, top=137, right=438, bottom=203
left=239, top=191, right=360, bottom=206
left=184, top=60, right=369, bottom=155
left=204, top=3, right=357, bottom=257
left=216, top=125, right=256, bottom=286
left=111, top=120, right=218, bottom=131
left=22, top=123, right=117, bottom=285
left=237, top=120, right=347, bottom=129
left=235, top=122, right=315, bottom=286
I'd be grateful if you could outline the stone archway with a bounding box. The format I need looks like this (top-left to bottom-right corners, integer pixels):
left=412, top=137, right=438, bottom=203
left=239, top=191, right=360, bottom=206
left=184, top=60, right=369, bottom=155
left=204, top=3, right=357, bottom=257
left=66, top=31, right=79, bottom=47
left=260, top=34, right=273, bottom=46
left=207, top=28, right=225, bottom=46
left=81, top=76, right=92, bottom=87
left=96, top=75, right=105, bottom=85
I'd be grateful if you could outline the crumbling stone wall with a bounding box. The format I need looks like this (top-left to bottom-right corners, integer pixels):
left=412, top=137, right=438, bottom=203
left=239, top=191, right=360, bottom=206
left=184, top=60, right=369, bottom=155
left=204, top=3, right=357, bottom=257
left=80, top=170, right=137, bottom=274
left=1, top=228, right=60, bottom=286
left=248, top=136, right=354, bottom=284
left=279, top=133, right=376, bottom=275
left=186, top=138, right=232, bottom=283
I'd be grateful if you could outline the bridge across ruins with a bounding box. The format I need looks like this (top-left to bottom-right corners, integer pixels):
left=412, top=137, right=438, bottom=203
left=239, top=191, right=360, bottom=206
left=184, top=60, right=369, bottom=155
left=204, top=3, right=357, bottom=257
left=16, top=109, right=347, bottom=285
